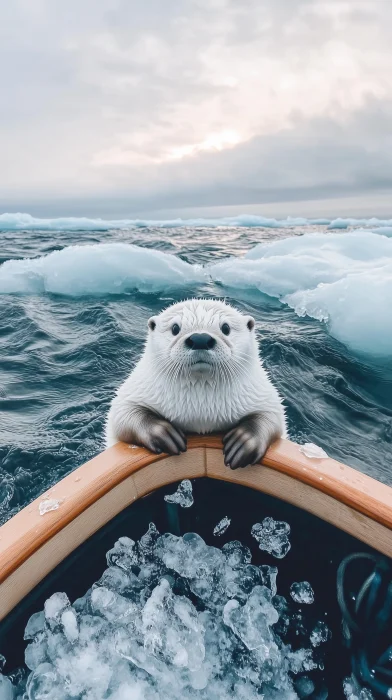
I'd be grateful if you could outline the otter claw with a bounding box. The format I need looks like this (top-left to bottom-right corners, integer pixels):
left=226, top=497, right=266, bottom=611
left=147, top=419, right=187, bottom=456
left=223, top=424, right=266, bottom=470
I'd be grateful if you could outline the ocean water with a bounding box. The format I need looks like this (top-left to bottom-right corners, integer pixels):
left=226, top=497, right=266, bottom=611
left=0, top=215, right=392, bottom=524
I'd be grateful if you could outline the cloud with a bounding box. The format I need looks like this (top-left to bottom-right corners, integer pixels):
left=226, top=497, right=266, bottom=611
left=1, top=0, right=392, bottom=213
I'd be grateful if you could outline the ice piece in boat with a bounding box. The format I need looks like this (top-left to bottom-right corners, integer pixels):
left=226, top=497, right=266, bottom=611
left=213, top=516, right=231, bottom=536
left=39, top=498, right=62, bottom=515
left=290, top=582, right=314, bottom=604
left=299, top=443, right=328, bottom=459
left=164, top=480, right=194, bottom=507
left=251, top=517, right=291, bottom=558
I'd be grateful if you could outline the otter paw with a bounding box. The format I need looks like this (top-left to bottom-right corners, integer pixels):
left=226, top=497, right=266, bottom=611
left=145, top=420, right=187, bottom=456
left=223, top=425, right=267, bottom=470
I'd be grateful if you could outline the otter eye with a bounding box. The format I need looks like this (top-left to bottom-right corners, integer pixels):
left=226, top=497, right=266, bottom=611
left=221, top=322, right=230, bottom=336
left=171, top=323, right=180, bottom=336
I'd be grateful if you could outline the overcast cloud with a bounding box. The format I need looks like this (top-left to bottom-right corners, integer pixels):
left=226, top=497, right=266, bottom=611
left=1, top=0, right=392, bottom=216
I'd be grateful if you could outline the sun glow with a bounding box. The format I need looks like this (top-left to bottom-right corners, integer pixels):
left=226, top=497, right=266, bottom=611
left=166, top=129, right=242, bottom=161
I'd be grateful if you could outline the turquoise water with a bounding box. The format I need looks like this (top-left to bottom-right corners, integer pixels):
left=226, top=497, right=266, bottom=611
left=0, top=221, right=391, bottom=524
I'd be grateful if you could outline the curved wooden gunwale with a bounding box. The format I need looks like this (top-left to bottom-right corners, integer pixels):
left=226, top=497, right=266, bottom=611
left=0, top=436, right=391, bottom=621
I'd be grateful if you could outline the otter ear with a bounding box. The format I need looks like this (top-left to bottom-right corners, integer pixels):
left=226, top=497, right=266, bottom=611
left=246, top=316, right=255, bottom=331
left=148, top=316, right=157, bottom=331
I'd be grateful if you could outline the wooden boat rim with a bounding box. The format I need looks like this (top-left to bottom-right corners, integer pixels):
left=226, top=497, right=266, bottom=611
left=1, top=436, right=391, bottom=589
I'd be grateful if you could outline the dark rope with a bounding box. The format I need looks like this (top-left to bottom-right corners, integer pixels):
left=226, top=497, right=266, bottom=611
left=337, top=552, right=392, bottom=698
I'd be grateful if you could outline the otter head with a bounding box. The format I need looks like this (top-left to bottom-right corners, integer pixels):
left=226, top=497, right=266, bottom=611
left=147, top=299, right=256, bottom=382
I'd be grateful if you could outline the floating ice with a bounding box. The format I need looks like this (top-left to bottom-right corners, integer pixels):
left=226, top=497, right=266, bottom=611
left=39, top=498, right=62, bottom=515
left=290, top=582, right=314, bottom=605
left=164, top=480, right=194, bottom=508
left=1, top=225, right=392, bottom=357
left=210, top=230, right=392, bottom=357
left=343, top=675, right=374, bottom=699
left=299, top=443, right=328, bottom=460
left=213, top=516, right=231, bottom=536
left=0, top=212, right=333, bottom=231
left=1, top=521, right=330, bottom=700
left=251, top=517, right=291, bottom=559
left=0, top=243, right=204, bottom=296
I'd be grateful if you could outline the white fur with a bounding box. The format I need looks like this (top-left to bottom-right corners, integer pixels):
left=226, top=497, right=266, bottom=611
left=105, top=299, right=286, bottom=447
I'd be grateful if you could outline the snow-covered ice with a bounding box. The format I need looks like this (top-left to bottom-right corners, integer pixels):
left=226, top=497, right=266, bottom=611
left=164, top=480, right=194, bottom=508
left=1, top=520, right=330, bottom=699
left=213, top=516, right=231, bottom=536
left=251, top=517, right=291, bottom=559
left=299, top=443, right=328, bottom=459
left=210, top=230, right=392, bottom=357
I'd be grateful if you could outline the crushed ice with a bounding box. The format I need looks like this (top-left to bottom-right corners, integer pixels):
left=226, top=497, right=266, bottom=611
left=213, top=516, right=231, bottom=536
left=38, top=498, right=62, bottom=516
left=251, top=517, right=291, bottom=558
left=164, top=480, right=194, bottom=508
left=299, top=443, right=328, bottom=460
left=0, top=518, right=333, bottom=699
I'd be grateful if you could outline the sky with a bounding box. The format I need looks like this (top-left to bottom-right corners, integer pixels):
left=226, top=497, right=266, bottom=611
left=1, top=0, right=392, bottom=218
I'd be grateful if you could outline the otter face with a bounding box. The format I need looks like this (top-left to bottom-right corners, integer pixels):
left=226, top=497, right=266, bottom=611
left=147, top=299, right=256, bottom=381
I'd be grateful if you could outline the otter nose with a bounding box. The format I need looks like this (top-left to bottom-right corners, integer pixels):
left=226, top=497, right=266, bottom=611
left=185, top=333, right=216, bottom=350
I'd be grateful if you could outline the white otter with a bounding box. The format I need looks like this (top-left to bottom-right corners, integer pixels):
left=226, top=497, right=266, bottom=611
left=106, top=299, right=286, bottom=469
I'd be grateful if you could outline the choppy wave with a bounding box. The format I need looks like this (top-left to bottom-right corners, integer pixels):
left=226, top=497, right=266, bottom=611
left=3, top=212, right=392, bottom=231
left=1, top=230, right=392, bottom=357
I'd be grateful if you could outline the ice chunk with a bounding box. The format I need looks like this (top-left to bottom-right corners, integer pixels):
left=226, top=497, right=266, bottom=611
left=24, top=611, right=46, bottom=640
left=0, top=242, right=204, bottom=296
left=251, top=517, right=291, bottom=558
left=294, top=675, right=315, bottom=697
left=0, top=658, right=4, bottom=672
left=222, top=540, right=252, bottom=568
left=106, top=536, right=138, bottom=570
left=310, top=621, right=331, bottom=646
left=213, top=516, right=231, bottom=536
left=260, top=565, right=278, bottom=597
left=299, top=443, right=328, bottom=459
left=343, top=675, right=374, bottom=699
left=138, top=523, right=160, bottom=561
left=26, top=663, right=65, bottom=700
left=0, top=674, right=14, bottom=700
left=164, top=480, right=194, bottom=508
left=223, top=585, right=279, bottom=652
left=61, top=609, right=78, bottom=643
left=210, top=230, right=392, bottom=358
left=290, top=582, right=315, bottom=604
left=39, top=498, right=62, bottom=515
left=44, top=592, right=70, bottom=626
left=142, top=579, right=205, bottom=671
left=25, top=635, right=48, bottom=671
left=91, top=586, right=138, bottom=622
